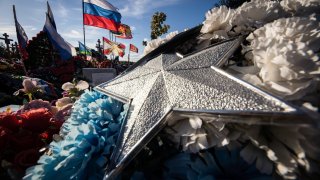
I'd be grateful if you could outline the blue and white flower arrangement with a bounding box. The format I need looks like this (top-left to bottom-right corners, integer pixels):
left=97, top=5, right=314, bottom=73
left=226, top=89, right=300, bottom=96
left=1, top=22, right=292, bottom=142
left=24, top=90, right=128, bottom=180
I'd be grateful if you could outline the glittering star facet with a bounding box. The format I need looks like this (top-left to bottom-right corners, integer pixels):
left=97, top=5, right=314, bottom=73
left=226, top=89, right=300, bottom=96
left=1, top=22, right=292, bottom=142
left=95, top=37, right=311, bottom=178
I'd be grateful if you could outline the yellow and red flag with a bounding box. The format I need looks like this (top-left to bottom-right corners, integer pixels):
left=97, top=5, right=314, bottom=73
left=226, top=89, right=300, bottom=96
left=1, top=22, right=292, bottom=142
left=116, top=24, right=132, bottom=39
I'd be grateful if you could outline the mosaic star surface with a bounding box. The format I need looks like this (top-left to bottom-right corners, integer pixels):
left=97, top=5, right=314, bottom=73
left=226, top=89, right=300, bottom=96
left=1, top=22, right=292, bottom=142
left=95, top=37, right=310, bottom=179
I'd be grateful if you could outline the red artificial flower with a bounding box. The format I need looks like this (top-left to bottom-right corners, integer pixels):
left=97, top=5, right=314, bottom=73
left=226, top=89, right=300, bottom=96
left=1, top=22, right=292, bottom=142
left=8, top=131, right=43, bottom=151
left=14, top=148, right=41, bottom=169
left=20, top=108, right=53, bottom=132
left=39, top=131, right=49, bottom=140
left=0, top=112, right=21, bottom=131
left=0, top=127, right=8, bottom=153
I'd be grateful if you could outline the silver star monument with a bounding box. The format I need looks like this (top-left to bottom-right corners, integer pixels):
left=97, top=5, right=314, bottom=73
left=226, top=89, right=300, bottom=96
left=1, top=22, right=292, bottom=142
left=95, top=37, right=313, bottom=179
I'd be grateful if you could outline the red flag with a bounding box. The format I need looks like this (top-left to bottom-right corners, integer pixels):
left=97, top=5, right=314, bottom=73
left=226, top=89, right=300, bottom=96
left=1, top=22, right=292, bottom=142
left=129, top=44, right=138, bottom=53
left=115, top=24, right=132, bottom=39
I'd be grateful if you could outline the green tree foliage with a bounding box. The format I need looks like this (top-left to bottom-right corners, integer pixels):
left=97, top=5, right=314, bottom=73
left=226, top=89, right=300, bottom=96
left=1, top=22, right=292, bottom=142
left=150, top=12, right=170, bottom=39
left=215, top=0, right=249, bottom=9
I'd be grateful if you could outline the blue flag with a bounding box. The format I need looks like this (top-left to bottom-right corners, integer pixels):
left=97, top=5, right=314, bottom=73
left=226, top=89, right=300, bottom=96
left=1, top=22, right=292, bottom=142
left=44, top=14, right=76, bottom=60
left=47, top=1, right=56, bottom=30
left=79, top=41, right=92, bottom=60
left=13, top=5, right=28, bottom=59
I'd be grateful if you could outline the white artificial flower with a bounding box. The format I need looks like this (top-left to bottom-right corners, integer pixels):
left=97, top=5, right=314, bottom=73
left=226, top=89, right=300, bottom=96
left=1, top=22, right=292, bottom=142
left=14, top=78, right=42, bottom=96
left=240, top=143, right=274, bottom=174
left=143, top=31, right=179, bottom=55
left=62, top=80, right=89, bottom=91
left=236, top=125, right=320, bottom=179
left=61, top=82, right=74, bottom=91
left=165, top=31, right=179, bottom=40
left=281, top=0, right=320, bottom=16
left=302, top=102, right=318, bottom=112
left=55, top=97, right=73, bottom=110
left=165, top=116, right=241, bottom=153
left=75, top=80, right=89, bottom=90
left=231, top=0, right=284, bottom=35
left=244, top=16, right=320, bottom=100
left=143, top=38, right=164, bottom=55
left=201, top=6, right=234, bottom=35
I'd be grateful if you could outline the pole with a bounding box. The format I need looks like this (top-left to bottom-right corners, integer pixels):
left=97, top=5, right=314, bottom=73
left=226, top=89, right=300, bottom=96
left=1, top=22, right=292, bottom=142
left=82, top=0, right=87, bottom=60
left=127, top=49, right=130, bottom=66
left=13, top=5, right=28, bottom=76
left=102, top=37, right=105, bottom=61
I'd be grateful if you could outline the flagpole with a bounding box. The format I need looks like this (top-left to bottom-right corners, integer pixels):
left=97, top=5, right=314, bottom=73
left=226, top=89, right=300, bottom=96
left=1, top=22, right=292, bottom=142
left=102, top=36, right=105, bottom=61
left=13, top=5, right=28, bottom=76
left=127, top=47, right=130, bottom=66
left=82, top=0, right=87, bottom=60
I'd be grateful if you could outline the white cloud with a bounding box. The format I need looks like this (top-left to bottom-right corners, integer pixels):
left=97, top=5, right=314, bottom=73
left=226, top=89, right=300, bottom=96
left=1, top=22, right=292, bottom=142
left=131, top=26, right=136, bottom=31
left=128, top=53, right=143, bottom=62
left=61, top=29, right=82, bottom=39
left=59, top=26, right=105, bottom=48
left=57, top=1, right=68, bottom=18
left=0, top=25, right=16, bottom=37
left=119, top=0, right=181, bottom=18
left=24, top=26, right=38, bottom=32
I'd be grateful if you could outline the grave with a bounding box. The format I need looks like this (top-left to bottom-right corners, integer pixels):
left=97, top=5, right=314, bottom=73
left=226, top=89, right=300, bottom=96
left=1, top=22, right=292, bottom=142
left=82, top=68, right=117, bottom=86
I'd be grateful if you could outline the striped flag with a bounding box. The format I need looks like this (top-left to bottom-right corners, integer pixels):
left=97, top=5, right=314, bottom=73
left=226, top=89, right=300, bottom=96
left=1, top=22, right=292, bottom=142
left=79, top=42, right=92, bottom=60
left=83, top=0, right=121, bottom=31
left=103, top=37, right=125, bottom=57
left=44, top=14, right=76, bottom=60
left=47, top=1, right=56, bottom=30
left=13, top=5, right=28, bottom=60
left=129, top=44, right=138, bottom=53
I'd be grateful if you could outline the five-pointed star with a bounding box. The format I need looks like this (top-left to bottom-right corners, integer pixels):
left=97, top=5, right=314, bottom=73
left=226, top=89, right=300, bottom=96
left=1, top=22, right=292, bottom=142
left=95, top=37, right=311, bottom=179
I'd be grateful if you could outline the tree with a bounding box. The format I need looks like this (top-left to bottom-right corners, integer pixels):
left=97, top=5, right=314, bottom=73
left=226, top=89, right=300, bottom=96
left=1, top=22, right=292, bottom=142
left=150, top=12, right=170, bottom=39
left=215, top=0, right=249, bottom=9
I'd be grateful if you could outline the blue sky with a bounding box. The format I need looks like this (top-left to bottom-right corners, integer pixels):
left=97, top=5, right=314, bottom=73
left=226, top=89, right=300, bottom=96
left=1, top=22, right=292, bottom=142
left=0, top=0, right=216, bottom=61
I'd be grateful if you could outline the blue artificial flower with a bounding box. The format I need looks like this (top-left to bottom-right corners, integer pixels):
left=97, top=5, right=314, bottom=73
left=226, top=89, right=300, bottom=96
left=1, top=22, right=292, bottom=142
left=163, top=146, right=273, bottom=180
left=24, top=91, right=128, bottom=180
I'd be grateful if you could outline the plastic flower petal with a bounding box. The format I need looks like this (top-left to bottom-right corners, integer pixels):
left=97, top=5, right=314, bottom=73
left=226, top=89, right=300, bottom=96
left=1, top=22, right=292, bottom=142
left=163, top=147, right=273, bottom=180
left=20, top=108, right=52, bottom=132
left=75, top=80, right=89, bottom=91
left=21, top=99, right=53, bottom=113
left=61, top=82, right=75, bottom=91
left=165, top=117, right=239, bottom=153
left=22, top=79, right=38, bottom=93
left=55, top=97, right=73, bottom=110
left=232, top=0, right=284, bottom=28
left=143, top=31, right=178, bottom=55
left=281, top=0, right=320, bottom=16
left=201, top=6, right=234, bottom=34
left=24, top=91, right=127, bottom=179
left=244, top=16, right=320, bottom=100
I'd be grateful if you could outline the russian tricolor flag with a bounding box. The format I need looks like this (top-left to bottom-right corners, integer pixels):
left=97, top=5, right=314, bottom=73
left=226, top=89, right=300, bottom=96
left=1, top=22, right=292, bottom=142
left=13, top=5, right=28, bottom=60
left=44, top=14, right=76, bottom=61
left=83, top=0, right=121, bottom=31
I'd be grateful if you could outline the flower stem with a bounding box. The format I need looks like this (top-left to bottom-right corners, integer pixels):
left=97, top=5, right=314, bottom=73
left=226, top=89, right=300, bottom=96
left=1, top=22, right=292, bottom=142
left=27, top=93, right=33, bottom=102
